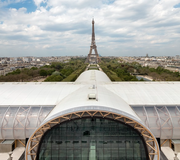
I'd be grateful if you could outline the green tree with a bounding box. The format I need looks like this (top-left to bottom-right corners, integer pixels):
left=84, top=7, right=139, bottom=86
left=47, top=69, right=55, bottom=75
left=52, top=71, right=60, bottom=76
left=44, top=75, right=63, bottom=82
left=30, top=67, right=38, bottom=70
left=39, top=69, right=47, bottom=77
left=7, top=69, right=21, bottom=75
left=51, top=62, right=63, bottom=70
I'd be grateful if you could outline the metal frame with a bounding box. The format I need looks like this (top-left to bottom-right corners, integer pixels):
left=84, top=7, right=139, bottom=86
left=156, top=106, right=173, bottom=138
left=0, top=106, right=10, bottom=138
left=154, top=106, right=162, bottom=137
left=1, top=107, right=19, bottom=138
left=25, top=110, right=160, bottom=160
left=132, top=105, right=180, bottom=139
left=0, top=106, right=54, bottom=139
left=14, top=107, right=30, bottom=139
left=18, top=139, right=26, bottom=147
left=160, top=139, right=171, bottom=147
left=143, top=106, right=150, bottom=127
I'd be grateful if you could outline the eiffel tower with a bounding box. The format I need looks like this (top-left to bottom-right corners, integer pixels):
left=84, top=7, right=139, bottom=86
left=85, top=19, right=101, bottom=64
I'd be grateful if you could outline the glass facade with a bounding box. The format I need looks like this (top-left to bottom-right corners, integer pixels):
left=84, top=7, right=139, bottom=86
left=37, top=118, right=148, bottom=160
left=132, top=105, right=180, bottom=139
left=0, top=106, right=54, bottom=139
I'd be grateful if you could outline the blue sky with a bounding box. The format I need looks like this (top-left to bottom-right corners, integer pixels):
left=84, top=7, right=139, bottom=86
left=0, top=0, right=180, bottom=57
left=4, top=0, right=37, bottom=13
left=174, top=3, right=180, bottom=8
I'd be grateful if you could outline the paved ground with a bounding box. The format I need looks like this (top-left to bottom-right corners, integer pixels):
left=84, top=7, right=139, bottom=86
left=30, top=76, right=47, bottom=82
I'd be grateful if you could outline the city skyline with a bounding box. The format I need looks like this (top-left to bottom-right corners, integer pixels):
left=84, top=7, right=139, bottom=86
left=0, top=0, right=180, bottom=57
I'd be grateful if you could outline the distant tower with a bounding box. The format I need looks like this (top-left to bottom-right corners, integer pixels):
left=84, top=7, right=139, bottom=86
left=85, top=19, right=101, bottom=64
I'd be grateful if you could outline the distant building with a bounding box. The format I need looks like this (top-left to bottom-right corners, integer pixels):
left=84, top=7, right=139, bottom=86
left=175, top=55, right=180, bottom=60
left=23, top=57, right=32, bottom=63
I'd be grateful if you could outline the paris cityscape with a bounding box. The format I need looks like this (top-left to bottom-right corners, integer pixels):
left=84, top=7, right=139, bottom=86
left=1, top=55, right=180, bottom=81
left=0, top=0, right=180, bottom=160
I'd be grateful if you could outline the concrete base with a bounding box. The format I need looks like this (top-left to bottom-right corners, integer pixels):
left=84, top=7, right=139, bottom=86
left=0, top=140, right=15, bottom=153
left=172, top=140, right=180, bottom=153
left=174, top=144, right=180, bottom=152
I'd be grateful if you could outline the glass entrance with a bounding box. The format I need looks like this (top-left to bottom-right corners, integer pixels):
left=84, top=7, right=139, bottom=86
left=37, top=118, right=148, bottom=160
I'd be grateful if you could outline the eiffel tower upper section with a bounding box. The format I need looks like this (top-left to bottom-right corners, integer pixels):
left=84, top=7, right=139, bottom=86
left=85, top=19, right=101, bottom=64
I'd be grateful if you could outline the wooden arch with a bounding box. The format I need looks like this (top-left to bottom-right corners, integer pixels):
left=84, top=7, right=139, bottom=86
left=25, top=110, right=160, bottom=160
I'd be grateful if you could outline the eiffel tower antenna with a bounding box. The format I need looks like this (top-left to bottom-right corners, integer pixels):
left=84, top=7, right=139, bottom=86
left=85, top=19, right=101, bottom=64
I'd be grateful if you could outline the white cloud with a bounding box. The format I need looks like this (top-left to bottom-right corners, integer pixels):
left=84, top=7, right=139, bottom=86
left=0, top=0, right=180, bottom=57
left=33, top=0, right=46, bottom=7
left=0, top=0, right=23, bottom=7
left=42, top=44, right=50, bottom=48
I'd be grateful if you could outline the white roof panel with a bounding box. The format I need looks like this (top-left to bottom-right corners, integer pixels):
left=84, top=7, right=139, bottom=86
left=104, top=82, right=180, bottom=105
left=0, top=82, right=83, bottom=105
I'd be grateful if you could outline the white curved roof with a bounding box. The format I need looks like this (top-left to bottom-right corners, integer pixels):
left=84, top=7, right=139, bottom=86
left=75, top=70, right=111, bottom=84
left=0, top=70, right=180, bottom=139
left=43, top=85, right=141, bottom=125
